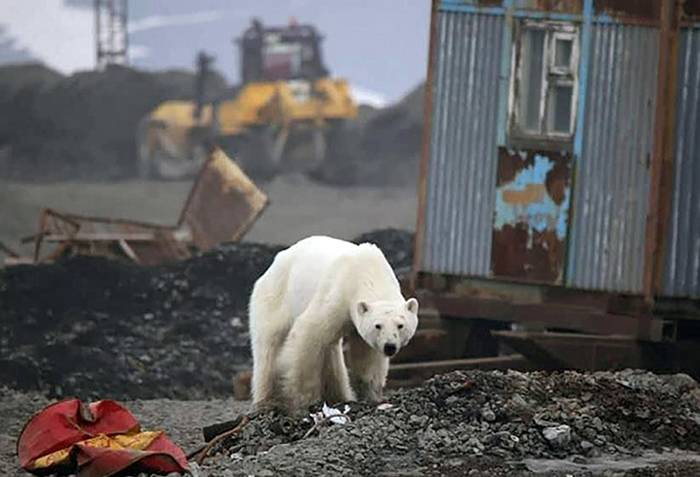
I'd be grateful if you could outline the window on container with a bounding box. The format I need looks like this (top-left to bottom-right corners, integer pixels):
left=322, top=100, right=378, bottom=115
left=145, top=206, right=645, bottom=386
left=510, top=22, right=579, bottom=142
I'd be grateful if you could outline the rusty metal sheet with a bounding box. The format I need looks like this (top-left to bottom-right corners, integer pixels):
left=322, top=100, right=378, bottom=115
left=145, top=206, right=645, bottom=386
left=492, top=331, right=649, bottom=371
left=491, top=147, right=572, bottom=284
left=683, top=0, right=700, bottom=22
left=179, top=148, right=268, bottom=251
left=514, top=0, right=583, bottom=14
left=594, top=0, right=660, bottom=22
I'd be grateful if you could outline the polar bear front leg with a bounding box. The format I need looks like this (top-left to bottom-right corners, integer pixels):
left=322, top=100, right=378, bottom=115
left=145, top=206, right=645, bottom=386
left=346, top=332, right=390, bottom=402
left=278, top=325, right=325, bottom=412
left=322, top=340, right=356, bottom=404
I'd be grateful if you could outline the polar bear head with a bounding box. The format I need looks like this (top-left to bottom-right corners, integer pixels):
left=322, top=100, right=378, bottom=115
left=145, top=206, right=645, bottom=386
left=351, top=298, right=419, bottom=357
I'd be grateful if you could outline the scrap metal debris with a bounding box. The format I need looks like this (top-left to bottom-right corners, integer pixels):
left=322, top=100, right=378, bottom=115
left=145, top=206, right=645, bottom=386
left=9, top=147, right=267, bottom=267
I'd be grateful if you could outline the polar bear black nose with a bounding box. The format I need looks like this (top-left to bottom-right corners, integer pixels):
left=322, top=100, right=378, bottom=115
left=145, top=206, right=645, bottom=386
left=384, top=343, right=397, bottom=357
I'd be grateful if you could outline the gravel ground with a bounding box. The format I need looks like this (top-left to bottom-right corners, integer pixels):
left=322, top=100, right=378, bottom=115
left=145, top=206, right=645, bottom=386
left=4, top=369, right=700, bottom=477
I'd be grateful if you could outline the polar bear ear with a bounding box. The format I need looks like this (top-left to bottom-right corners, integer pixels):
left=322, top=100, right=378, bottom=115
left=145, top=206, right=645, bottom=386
left=357, top=301, right=370, bottom=316
left=405, top=297, right=419, bottom=314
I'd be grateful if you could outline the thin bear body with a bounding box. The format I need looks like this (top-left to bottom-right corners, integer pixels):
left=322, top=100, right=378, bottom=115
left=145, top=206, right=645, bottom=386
left=248, top=235, right=419, bottom=411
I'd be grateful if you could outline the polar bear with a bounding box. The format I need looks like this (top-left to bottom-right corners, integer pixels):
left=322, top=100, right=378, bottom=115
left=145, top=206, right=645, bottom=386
left=248, top=235, right=419, bottom=412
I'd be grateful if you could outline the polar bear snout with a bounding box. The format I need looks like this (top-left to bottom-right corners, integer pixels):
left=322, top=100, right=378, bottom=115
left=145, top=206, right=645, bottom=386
left=383, top=343, right=398, bottom=357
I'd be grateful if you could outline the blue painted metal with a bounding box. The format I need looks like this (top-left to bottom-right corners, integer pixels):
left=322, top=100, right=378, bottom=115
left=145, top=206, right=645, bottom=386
left=422, top=10, right=503, bottom=276
left=494, top=154, right=569, bottom=240
left=566, top=24, right=659, bottom=293
left=663, top=28, right=700, bottom=298
left=566, top=0, right=594, bottom=281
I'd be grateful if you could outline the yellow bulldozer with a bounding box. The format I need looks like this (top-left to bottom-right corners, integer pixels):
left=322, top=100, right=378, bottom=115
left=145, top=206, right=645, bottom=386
left=137, top=19, right=358, bottom=180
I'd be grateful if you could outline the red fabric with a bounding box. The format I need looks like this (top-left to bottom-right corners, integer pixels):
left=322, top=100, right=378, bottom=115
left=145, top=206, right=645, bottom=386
left=17, top=398, right=189, bottom=477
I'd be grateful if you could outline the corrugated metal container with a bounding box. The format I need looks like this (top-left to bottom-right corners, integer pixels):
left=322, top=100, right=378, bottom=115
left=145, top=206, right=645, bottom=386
left=566, top=24, right=658, bottom=293
left=422, top=11, right=503, bottom=276
left=663, top=28, right=700, bottom=298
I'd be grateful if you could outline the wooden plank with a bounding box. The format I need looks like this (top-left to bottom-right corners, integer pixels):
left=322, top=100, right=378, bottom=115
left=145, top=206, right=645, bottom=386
left=44, top=233, right=158, bottom=242
left=643, top=0, right=682, bottom=302
left=410, top=0, right=440, bottom=290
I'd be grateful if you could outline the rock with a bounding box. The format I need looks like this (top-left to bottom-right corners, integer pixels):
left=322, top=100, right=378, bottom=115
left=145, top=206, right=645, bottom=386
left=542, top=425, right=572, bottom=448
left=481, top=407, right=496, bottom=422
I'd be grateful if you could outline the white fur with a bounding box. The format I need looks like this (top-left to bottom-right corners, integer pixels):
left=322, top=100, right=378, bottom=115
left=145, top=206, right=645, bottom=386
left=248, top=235, right=419, bottom=412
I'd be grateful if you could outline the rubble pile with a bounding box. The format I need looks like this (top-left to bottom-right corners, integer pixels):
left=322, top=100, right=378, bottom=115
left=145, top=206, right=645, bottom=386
left=0, top=229, right=413, bottom=400
left=202, top=369, right=700, bottom=476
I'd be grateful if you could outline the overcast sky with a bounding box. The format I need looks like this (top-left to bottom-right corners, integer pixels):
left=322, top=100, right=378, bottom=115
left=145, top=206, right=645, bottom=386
left=0, top=0, right=430, bottom=103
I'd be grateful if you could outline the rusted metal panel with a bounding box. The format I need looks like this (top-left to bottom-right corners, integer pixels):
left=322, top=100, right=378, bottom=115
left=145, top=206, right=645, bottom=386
left=433, top=293, right=652, bottom=336
left=492, top=331, right=658, bottom=371
left=644, top=0, right=682, bottom=301
left=566, top=24, right=659, bottom=293
left=514, top=0, right=583, bottom=14
left=491, top=148, right=572, bottom=283
left=683, top=0, right=700, bottom=22
left=421, top=10, right=503, bottom=276
left=450, top=0, right=583, bottom=14
left=594, top=0, right=660, bottom=22
left=663, top=28, right=700, bottom=299
left=179, top=148, right=268, bottom=250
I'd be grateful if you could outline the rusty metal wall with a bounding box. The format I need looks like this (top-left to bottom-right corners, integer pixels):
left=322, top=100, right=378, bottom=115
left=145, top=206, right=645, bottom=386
left=663, top=28, right=700, bottom=298
left=422, top=10, right=503, bottom=276
left=566, top=24, right=658, bottom=293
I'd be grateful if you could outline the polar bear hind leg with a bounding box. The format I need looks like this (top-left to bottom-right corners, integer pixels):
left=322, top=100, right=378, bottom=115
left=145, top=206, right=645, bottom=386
left=249, top=275, right=293, bottom=409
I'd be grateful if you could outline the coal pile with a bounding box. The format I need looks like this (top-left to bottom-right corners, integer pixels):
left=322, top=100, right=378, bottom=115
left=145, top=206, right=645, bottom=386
left=201, top=369, right=700, bottom=476
left=0, top=242, right=283, bottom=400
left=0, top=63, right=228, bottom=181
left=353, top=228, right=414, bottom=274
left=315, top=82, right=424, bottom=187
left=0, top=60, right=424, bottom=185
left=0, top=229, right=413, bottom=401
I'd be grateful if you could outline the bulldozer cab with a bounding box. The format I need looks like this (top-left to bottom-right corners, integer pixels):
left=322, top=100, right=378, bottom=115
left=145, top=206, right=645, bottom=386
left=139, top=18, right=356, bottom=180
left=239, top=18, right=329, bottom=84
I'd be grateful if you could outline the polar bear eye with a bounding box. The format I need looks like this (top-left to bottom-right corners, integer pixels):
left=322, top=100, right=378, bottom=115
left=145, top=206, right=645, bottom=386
left=375, top=324, right=382, bottom=330
left=398, top=324, right=404, bottom=330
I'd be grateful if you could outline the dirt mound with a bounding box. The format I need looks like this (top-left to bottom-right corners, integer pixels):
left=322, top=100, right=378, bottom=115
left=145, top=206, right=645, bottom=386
left=200, top=370, right=700, bottom=476
left=0, top=229, right=413, bottom=400
left=0, top=63, right=228, bottom=181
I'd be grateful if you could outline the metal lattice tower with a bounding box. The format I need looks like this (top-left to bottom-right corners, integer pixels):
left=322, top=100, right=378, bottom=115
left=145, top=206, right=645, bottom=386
left=94, top=0, right=128, bottom=69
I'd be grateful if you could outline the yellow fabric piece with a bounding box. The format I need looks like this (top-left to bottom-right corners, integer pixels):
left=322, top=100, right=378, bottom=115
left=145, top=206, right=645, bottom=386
left=30, top=431, right=163, bottom=470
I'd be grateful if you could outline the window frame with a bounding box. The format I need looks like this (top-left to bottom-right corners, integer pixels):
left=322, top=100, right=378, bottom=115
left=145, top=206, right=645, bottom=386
left=508, top=20, right=580, bottom=149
